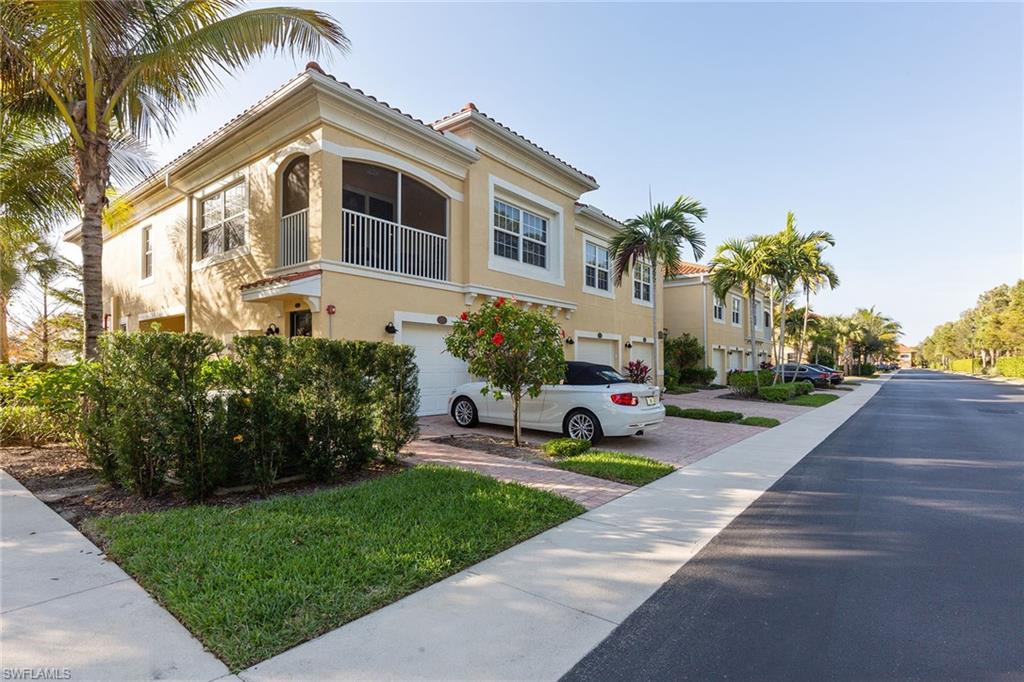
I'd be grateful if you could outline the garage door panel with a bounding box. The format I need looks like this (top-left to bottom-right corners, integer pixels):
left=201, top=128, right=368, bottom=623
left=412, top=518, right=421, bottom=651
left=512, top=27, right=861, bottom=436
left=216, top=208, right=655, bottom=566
left=403, top=322, right=471, bottom=417
left=576, top=338, right=618, bottom=368
left=631, top=342, right=654, bottom=371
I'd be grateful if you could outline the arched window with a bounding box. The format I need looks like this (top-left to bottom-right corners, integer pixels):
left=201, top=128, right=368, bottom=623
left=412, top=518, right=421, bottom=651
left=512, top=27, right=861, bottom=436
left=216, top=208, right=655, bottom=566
left=282, top=155, right=309, bottom=216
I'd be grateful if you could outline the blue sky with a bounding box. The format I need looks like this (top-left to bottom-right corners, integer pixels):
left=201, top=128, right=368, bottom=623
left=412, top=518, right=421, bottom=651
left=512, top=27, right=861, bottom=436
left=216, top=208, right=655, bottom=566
left=147, top=2, right=1023, bottom=344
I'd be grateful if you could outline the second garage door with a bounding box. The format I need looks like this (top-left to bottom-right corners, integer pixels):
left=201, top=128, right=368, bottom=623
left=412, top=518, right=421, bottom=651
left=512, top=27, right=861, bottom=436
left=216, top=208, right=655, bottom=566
left=402, top=322, right=471, bottom=416
left=576, top=338, right=619, bottom=368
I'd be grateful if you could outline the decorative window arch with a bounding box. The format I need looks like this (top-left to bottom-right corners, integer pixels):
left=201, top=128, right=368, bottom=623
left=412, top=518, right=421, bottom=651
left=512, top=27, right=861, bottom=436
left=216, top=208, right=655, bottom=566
left=341, top=160, right=447, bottom=236
left=281, top=155, right=309, bottom=216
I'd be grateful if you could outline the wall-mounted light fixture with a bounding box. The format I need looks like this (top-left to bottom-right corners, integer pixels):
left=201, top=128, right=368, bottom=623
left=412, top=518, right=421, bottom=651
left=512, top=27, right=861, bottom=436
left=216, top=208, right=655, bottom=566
left=384, top=322, right=397, bottom=334
left=565, top=338, right=575, bottom=345
left=624, top=342, right=633, bottom=349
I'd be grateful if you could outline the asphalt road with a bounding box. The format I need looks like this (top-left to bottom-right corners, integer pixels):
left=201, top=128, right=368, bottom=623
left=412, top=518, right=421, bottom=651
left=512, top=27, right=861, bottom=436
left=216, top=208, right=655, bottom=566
left=564, top=371, right=1024, bottom=681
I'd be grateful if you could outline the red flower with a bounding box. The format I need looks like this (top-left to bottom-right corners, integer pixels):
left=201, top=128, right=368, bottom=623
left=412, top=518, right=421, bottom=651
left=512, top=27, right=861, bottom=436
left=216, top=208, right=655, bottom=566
left=491, top=332, right=505, bottom=346
left=459, top=311, right=469, bottom=321
left=476, top=328, right=485, bottom=337
left=495, top=297, right=506, bottom=307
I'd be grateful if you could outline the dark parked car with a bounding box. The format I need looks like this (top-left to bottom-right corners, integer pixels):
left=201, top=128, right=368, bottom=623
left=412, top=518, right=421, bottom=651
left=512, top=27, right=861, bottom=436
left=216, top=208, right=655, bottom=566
left=779, top=363, right=832, bottom=388
left=807, top=363, right=844, bottom=384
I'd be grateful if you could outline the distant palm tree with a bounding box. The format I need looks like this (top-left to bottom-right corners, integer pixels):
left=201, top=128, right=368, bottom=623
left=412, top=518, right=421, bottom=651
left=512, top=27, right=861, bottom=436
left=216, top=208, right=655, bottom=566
left=610, top=196, right=707, bottom=387
left=709, top=236, right=769, bottom=390
left=793, top=246, right=839, bottom=376
left=1, top=1, right=349, bottom=357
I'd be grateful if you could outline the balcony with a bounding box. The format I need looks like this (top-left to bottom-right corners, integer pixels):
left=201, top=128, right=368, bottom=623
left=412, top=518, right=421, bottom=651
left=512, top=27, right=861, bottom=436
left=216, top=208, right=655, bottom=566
left=280, top=208, right=308, bottom=266
left=342, top=209, right=448, bottom=281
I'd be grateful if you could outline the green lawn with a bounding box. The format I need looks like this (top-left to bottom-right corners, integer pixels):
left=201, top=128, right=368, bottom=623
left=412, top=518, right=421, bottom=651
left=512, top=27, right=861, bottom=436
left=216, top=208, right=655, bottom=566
left=553, top=451, right=674, bottom=486
left=89, top=466, right=583, bottom=670
left=736, top=416, right=781, bottom=428
left=786, top=393, right=840, bottom=407
left=664, top=405, right=744, bottom=423
left=665, top=385, right=698, bottom=394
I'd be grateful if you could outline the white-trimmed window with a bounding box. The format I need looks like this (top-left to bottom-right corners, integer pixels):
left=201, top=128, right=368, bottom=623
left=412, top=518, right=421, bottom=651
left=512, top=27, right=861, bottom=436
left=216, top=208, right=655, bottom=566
left=713, top=296, right=724, bottom=321
left=633, top=261, right=652, bottom=303
left=764, top=306, right=771, bottom=329
left=732, top=296, right=742, bottom=325
left=200, top=181, right=246, bottom=259
left=141, top=226, right=153, bottom=280
left=493, top=199, right=547, bottom=268
left=753, top=301, right=760, bottom=328
left=584, top=241, right=610, bottom=292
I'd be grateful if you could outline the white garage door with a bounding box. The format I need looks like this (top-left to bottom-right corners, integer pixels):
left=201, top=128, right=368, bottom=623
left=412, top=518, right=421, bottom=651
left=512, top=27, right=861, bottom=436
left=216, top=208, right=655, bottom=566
left=630, top=342, right=654, bottom=371
left=728, top=349, right=741, bottom=372
left=402, top=322, right=471, bottom=416
left=576, top=338, right=618, bottom=368
left=712, top=349, right=725, bottom=384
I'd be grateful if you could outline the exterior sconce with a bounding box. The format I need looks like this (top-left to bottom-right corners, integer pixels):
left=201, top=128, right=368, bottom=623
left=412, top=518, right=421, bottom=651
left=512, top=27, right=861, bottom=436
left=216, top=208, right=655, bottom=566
left=565, top=338, right=575, bottom=345
left=727, top=350, right=734, bottom=355
left=265, top=323, right=280, bottom=336
left=624, top=342, right=633, bottom=349
left=384, top=322, right=397, bottom=334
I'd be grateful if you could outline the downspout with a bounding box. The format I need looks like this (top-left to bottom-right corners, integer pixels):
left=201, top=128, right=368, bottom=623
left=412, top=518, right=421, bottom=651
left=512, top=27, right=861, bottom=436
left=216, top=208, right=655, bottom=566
left=165, top=173, right=193, bottom=332
left=701, top=275, right=709, bottom=369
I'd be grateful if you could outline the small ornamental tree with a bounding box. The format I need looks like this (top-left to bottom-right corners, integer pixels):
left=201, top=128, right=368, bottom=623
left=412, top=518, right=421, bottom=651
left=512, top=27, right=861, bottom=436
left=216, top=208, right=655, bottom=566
left=445, top=297, right=566, bottom=446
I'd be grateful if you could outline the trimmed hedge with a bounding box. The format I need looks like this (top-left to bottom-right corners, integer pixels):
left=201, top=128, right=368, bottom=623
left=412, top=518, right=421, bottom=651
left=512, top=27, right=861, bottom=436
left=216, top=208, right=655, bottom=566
left=665, top=405, right=743, bottom=423
left=82, top=332, right=420, bottom=500
left=542, top=438, right=591, bottom=458
left=727, top=370, right=774, bottom=396
left=758, top=380, right=813, bottom=402
left=951, top=358, right=974, bottom=373
left=737, top=416, right=780, bottom=428
left=996, top=356, right=1024, bottom=378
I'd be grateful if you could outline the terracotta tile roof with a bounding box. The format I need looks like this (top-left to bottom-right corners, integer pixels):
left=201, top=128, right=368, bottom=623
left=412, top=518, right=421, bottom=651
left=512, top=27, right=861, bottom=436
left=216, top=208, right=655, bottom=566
left=897, top=343, right=918, bottom=352
left=239, top=269, right=321, bottom=291
left=575, top=202, right=625, bottom=227
left=433, top=103, right=597, bottom=183
left=668, top=261, right=711, bottom=276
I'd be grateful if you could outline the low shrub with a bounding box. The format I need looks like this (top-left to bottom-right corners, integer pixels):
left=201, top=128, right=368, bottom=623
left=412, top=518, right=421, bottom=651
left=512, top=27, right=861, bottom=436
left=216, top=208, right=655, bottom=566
left=758, top=385, right=795, bottom=402
left=372, top=343, right=421, bottom=460
left=665, top=384, right=698, bottom=395
left=793, top=380, right=814, bottom=396
left=737, top=416, right=780, bottom=428
left=0, top=405, right=63, bottom=446
left=542, top=437, right=591, bottom=458
left=727, top=369, right=774, bottom=396
left=623, top=359, right=652, bottom=384
left=0, top=363, right=88, bottom=445
left=665, top=405, right=743, bottom=423
left=678, top=366, right=718, bottom=386
left=996, top=356, right=1024, bottom=378
left=852, top=362, right=878, bottom=376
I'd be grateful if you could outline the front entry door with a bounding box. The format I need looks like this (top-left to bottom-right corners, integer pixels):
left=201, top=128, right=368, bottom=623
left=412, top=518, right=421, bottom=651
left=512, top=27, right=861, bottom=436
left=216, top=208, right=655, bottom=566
left=290, top=310, right=312, bottom=337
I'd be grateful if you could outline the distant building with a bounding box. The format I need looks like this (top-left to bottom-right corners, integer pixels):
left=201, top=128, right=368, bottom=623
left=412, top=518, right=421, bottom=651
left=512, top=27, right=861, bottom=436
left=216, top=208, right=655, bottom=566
left=897, top=344, right=918, bottom=368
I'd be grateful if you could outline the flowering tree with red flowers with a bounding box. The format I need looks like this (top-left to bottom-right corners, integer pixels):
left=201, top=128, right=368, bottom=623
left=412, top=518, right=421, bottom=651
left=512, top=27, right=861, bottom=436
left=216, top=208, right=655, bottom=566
left=445, top=297, right=566, bottom=445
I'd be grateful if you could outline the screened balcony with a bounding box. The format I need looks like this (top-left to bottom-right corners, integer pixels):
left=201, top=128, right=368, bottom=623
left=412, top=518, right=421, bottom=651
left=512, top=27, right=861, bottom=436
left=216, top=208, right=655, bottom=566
left=280, top=155, right=309, bottom=266
left=341, top=161, right=448, bottom=281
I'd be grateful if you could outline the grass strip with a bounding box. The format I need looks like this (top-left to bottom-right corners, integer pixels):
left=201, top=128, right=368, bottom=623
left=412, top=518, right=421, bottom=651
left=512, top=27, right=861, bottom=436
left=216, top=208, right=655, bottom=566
left=786, top=393, right=840, bottom=407
left=736, top=416, right=781, bottom=428
left=90, top=465, right=583, bottom=670
left=553, top=451, right=674, bottom=486
left=664, top=405, right=744, bottom=423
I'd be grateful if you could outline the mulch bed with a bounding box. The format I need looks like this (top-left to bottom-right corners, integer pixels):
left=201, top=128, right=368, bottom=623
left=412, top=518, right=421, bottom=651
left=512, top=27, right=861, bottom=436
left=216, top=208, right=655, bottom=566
left=427, top=433, right=550, bottom=464
left=0, top=444, right=403, bottom=528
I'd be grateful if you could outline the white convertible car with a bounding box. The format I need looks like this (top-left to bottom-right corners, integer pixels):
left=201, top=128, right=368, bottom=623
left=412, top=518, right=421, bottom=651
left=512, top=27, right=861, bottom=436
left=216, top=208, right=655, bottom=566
left=447, top=361, right=665, bottom=444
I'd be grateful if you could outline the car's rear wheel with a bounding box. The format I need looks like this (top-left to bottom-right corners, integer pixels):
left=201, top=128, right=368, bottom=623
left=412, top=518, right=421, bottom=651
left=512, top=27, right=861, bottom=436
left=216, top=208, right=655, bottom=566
left=563, top=409, right=603, bottom=445
left=451, top=396, right=479, bottom=427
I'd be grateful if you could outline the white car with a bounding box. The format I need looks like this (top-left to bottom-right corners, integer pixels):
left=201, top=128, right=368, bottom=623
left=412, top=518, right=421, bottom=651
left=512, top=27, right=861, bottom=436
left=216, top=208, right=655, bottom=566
left=447, top=361, right=665, bottom=444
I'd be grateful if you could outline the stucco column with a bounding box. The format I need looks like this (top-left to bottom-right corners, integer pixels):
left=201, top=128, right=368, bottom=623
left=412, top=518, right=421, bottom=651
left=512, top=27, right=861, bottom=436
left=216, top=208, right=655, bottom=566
left=315, top=149, right=342, bottom=262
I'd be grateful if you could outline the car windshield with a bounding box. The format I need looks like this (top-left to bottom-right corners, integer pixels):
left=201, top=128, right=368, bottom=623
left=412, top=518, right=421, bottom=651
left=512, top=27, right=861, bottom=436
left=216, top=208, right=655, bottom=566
left=565, top=363, right=631, bottom=385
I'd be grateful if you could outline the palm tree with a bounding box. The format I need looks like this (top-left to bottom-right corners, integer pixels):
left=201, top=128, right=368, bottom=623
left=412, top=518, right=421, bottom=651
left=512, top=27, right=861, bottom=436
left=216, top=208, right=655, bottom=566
left=610, top=196, right=707, bottom=388
left=793, top=246, right=839, bottom=377
left=709, top=236, right=769, bottom=390
left=1, top=1, right=349, bottom=358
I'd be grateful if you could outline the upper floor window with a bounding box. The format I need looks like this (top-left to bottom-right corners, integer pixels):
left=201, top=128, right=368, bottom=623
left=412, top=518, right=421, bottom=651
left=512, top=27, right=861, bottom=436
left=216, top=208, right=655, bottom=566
left=753, top=301, right=760, bottom=328
left=633, top=261, right=652, bottom=303
left=493, top=199, right=547, bottom=268
left=141, top=226, right=152, bottom=279
left=731, top=296, right=742, bottom=325
left=763, top=306, right=771, bottom=329
left=200, top=181, right=246, bottom=258
left=282, top=156, right=309, bottom=216
left=584, top=241, right=610, bottom=292
left=713, top=296, right=724, bottom=321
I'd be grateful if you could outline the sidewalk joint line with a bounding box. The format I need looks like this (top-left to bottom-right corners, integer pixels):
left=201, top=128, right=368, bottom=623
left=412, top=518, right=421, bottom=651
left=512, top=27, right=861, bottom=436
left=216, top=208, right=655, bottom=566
left=0, top=576, right=132, bottom=615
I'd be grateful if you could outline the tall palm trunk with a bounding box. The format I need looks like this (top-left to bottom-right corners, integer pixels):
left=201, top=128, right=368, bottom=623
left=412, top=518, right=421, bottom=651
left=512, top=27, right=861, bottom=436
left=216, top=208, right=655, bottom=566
left=40, top=284, right=49, bottom=363
left=749, top=292, right=760, bottom=390
left=651, top=258, right=659, bottom=389
left=775, top=287, right=788, bottom=383
left=0, top=295, right=9, bottom=363
left=73, top=105, right=111, bottom=360
left=794, top=286, right=811, bottom=376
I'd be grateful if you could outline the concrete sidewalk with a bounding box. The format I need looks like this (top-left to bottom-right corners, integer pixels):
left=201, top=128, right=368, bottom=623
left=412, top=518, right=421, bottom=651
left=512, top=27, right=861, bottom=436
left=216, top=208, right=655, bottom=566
left=0, top=471, right=230, bottom=682
left=241, top=379, right=885, bottom=681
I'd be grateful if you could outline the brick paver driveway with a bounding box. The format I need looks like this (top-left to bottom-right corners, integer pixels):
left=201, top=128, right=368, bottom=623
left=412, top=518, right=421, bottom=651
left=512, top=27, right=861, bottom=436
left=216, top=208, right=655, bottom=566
left=664, top=387, right=811, bottom=422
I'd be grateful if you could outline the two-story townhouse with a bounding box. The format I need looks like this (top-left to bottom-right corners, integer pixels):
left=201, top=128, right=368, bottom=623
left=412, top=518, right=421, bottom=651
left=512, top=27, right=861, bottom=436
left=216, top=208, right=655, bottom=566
left=663, top=262, right=772, bottom=384
left=65, top=64, right=664, bottom=415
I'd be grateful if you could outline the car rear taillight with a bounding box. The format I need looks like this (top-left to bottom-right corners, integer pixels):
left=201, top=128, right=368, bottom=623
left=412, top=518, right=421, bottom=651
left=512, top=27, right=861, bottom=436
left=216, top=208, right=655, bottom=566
left=610, top=392, right=638, bottom=406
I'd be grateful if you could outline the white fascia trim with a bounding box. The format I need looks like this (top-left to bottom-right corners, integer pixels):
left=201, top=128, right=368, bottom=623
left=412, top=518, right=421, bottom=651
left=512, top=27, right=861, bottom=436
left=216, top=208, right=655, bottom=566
left=138, top=305, right=186, bottom=322
left=575, top=204, right=624, bottom=231
left=663, top=277, right=706, bottom=289
left=628, top=335, right=656, bottom=344
left=487, top=175, right=565, bottom=286
left=392, top=310, right=463, bottom=344
left=575, top=330, right=622, bottom=342
left=323, top=142, right=465, bottom=202
left=435, top=110, right=598, bottom=191
left=240, top=274, right=322, bottom=302
left=580, top=236, right=615, bottom=300
left=463, top=284, right=577, bottom=312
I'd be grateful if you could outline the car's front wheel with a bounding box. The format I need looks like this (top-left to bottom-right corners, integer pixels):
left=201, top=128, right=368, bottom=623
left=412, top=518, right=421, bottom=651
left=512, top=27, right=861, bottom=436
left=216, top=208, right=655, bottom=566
left=451, top=396, right=479, bottom=427
left=563, top=409, right=603, bottom=445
